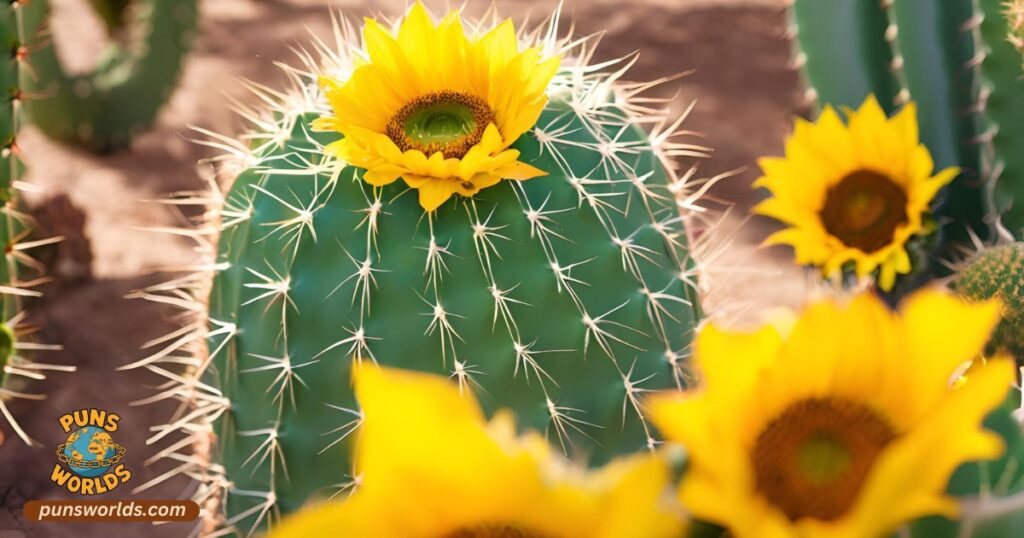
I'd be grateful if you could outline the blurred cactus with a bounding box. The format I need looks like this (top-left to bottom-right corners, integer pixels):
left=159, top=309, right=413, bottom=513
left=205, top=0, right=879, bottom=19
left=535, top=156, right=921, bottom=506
left=87, top=0, right=132, bottom=31
left=0, top=2, right=71, bottom=447
left=22, top=0, right=198, bottom=152
left=953, top=242, right=1024, bottom=362
left=790, top=0, right=1024, bottom=262
left=1009, top=0, right=1024, bottom=65
left=128, top=7, right=710, bottom=534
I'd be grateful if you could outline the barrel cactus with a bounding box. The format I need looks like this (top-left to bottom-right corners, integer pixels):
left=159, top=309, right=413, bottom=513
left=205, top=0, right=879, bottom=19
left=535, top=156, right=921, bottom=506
left=0, top=2, right=71, bottom=447
left=953, top=242, right=1024, bottom=362
left=129, top=3, right=707, bottom=534
left=788, top=0, right=1024, bottom=278
left=21, top=0, right=198, bottom=151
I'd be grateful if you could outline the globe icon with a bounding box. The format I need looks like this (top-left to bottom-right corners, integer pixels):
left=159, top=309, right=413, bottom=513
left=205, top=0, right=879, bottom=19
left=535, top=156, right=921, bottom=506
left=56, top=426, right=125, bottom=478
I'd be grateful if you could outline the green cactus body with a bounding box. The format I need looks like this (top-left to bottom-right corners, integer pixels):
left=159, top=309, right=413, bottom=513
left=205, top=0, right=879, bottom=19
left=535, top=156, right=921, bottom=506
left=129, top=14, right=706, bottom=532
left=790, top=0, right=1024, bottom=263
left=790, top=0, right=901, bottom=113
left=954, top=242, right=1024, bottom=360
left=22, top=0, right=197, bottom=152
left=0, top=1, right=68, bottom=447
left=208, top=106, right=697, bottom=532
left=0, top=2, right=20, bottom=436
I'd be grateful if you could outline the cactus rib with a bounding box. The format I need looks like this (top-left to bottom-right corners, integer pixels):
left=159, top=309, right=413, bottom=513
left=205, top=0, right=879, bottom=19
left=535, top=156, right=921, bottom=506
left=980, top=0, right=1024, bottom=236
left=790, top=0, right=902, bottom=113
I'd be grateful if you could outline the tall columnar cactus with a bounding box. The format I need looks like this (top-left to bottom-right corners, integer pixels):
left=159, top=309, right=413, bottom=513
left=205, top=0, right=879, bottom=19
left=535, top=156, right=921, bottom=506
left=21, top=0, right=197, bottom=152
left=790, top=0, right=1024, bottom=261
left=0, top=1, right=71, bottom=447
left=128, top=5, right=709, bottom=535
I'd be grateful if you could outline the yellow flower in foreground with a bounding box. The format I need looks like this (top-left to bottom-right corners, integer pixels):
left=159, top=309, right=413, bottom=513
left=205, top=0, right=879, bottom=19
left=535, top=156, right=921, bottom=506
left=314, top=2, right=560, bottom=212
left=649, top=290, right=1014, bottom=538
left=754, top=95, right=957, bottom=290
left=271, top=366, right=683, bottom=538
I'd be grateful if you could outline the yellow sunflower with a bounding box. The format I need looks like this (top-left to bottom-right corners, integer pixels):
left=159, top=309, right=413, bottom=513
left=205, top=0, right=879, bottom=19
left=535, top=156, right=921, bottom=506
left=313, top=2, right=560, bottom=212
left=648, top=289, right=1015, bottom=538
left=754, top=95, right=958, bottom=290
left=271, top=366, right=684, bottom=538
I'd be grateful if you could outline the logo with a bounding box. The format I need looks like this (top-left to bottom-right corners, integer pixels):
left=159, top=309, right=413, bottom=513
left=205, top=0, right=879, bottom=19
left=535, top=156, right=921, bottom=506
left=50, top=409, right=131, bottom=495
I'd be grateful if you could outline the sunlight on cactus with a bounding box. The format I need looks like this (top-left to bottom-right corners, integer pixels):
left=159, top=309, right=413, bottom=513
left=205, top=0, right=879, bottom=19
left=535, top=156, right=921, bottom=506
left=127, top=3, right=718, bottom=534
left=0, top=2, right=72, bottom=448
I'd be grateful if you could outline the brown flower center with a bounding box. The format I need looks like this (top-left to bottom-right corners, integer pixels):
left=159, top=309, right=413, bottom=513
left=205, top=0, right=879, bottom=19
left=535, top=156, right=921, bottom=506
left=386, top=91, right=496, bottom=159
left=819, top=170, right=908, bottom=253
left=752, top=397, right=897, bottom=522
left=441, top=525, right=552, bottom=538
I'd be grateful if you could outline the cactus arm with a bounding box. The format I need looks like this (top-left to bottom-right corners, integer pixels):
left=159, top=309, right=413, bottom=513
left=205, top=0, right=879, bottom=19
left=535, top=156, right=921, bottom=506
left=23, top=0, right=198, bottom=152
left=0, top=0, right=69, bottom=447
left=791, top=0, right=902, bottom=113
left=887, top=0, right=991, bottom=245
left=980, top=0, right=1024, bottom=236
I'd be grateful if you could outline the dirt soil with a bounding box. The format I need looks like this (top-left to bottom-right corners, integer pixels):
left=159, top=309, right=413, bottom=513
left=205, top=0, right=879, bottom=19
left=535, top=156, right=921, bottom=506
left=0, top=0, right=804, bottom=536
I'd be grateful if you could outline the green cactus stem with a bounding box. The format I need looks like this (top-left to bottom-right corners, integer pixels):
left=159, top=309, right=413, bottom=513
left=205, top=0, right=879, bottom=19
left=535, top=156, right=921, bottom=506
left=21, top=0, right=198, bottom=152
left=127, top=11, right=710, bottom=535
left=981, top=0, right=1024, bottom=236
left=790, top=0, right=901, bottom=113
left=0, top=0, right=70, bottom=447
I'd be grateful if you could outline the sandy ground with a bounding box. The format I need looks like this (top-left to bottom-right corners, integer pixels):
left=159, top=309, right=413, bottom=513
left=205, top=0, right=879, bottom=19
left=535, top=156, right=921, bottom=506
left=0, top=0, right=805, bottom=536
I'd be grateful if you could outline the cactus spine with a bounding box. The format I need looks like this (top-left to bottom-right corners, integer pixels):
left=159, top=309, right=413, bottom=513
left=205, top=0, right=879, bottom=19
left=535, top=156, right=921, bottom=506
left=129, top=8, right=709, bottom=535
left=0, top=1, right=70, bottom=447
left=22, top=0, right=198, bottom=152
left=790, top=0, right=1024, bottom=268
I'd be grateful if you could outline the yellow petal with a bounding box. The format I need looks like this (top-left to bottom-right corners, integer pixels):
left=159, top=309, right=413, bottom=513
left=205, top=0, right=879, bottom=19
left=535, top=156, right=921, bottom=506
left=415, top=179, right=459, bottom=211
left=900, top=289, right=1003, bottom=416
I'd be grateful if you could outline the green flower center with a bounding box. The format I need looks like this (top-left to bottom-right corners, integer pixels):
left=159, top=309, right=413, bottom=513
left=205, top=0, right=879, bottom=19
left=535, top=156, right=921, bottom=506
left=819, top=170, right=908, bottom=253
left=387, top=91, right=496, bottom=159
left=752, top=397, right=897, bottom=522
left=796, top=432, right=851, bottom=484
left=442, top=525, right=551, bottom=538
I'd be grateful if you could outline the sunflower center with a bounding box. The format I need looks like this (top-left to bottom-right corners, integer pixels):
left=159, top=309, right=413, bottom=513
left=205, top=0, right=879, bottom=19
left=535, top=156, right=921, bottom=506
left=387, top=91, right=496, bottom=159
left=752, top=397, right=897, bottom=522
left=819, top=170, right=908, bottom=253
left=441, top=525, right=552, bottom=538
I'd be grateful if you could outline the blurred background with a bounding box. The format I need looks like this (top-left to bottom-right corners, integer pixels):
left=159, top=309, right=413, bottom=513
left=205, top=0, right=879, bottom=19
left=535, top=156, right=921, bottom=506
left=0, top=0, right=804, bottom=535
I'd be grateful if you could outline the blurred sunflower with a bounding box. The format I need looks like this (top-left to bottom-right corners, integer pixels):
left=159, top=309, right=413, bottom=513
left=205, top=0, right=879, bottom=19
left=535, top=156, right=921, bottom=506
left=313, top=2, right=560, bottom=212
left=271, top=366, right=683, bottom=538
left=754, top=95, right=958, bottom=290
left=649, top=290, right=1014, bottom=538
